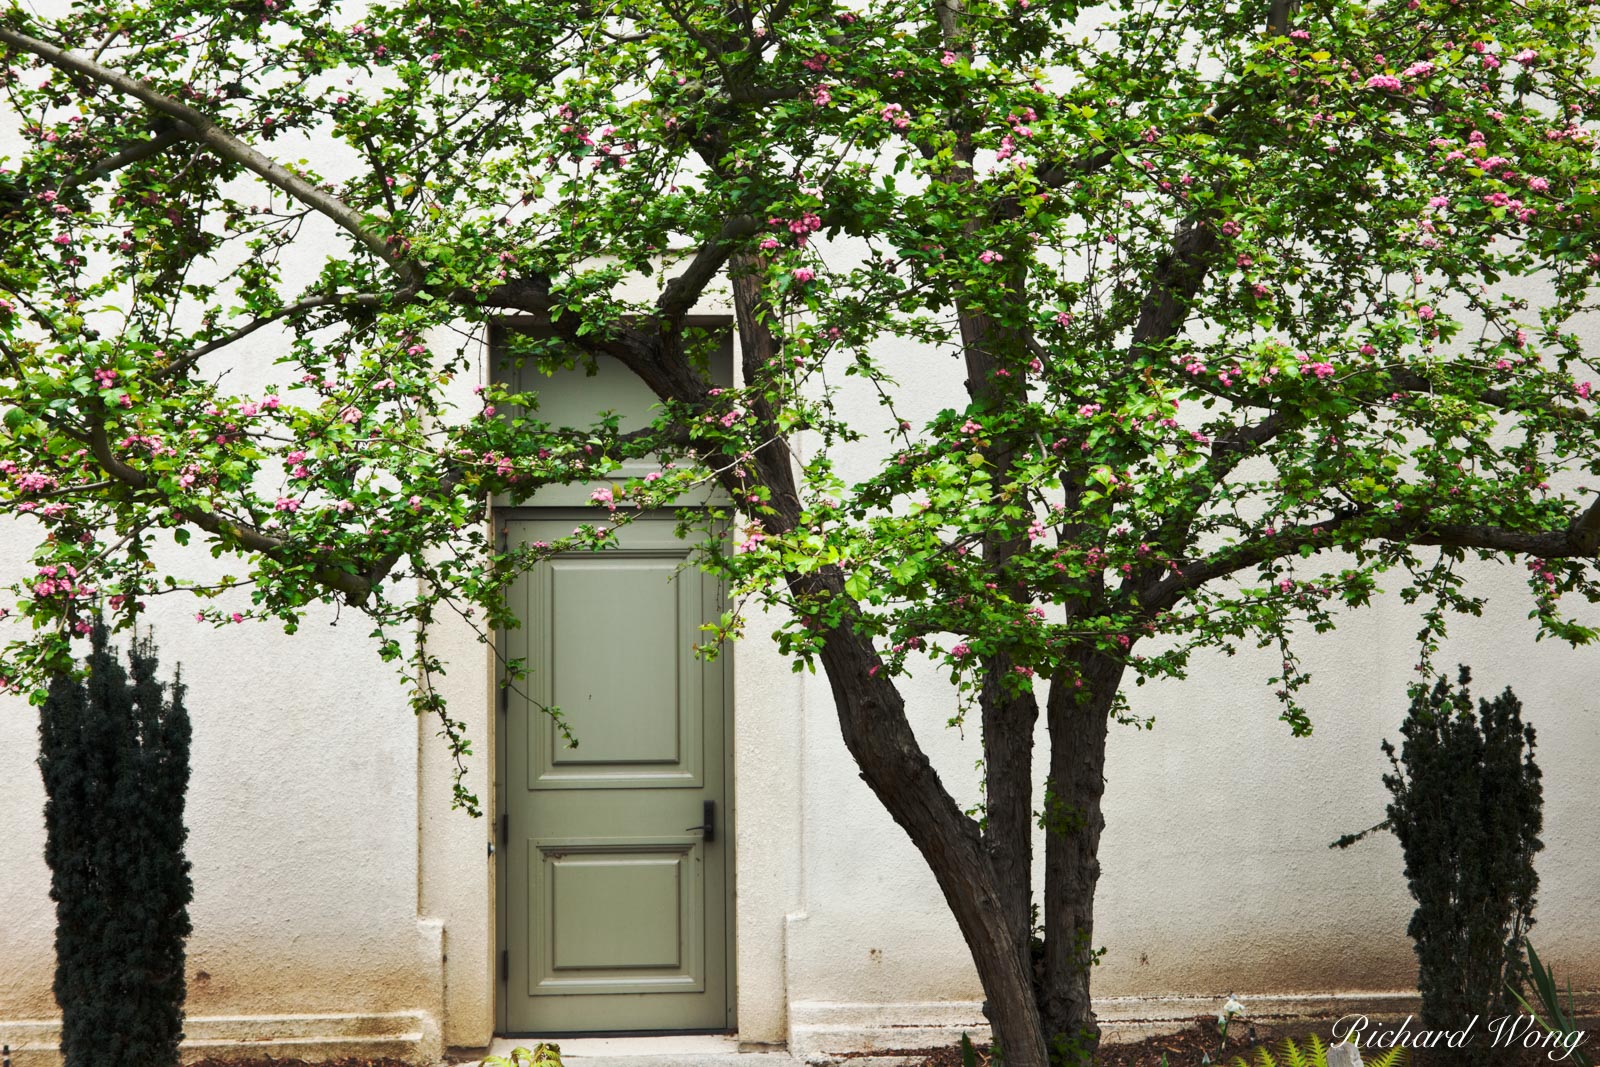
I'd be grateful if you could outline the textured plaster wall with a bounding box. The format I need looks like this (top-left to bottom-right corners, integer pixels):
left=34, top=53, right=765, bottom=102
left=0, top=526, right=455, bottom=1032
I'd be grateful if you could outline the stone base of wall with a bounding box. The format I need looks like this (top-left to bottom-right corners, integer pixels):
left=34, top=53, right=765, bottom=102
left=0, top=1012, right=442, bottom=1067
left=786, top=992, right=1600, bottom=1063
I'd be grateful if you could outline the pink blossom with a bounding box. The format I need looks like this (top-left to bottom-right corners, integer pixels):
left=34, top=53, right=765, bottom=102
left=1527, top=176, right=1550, bottom=192
left=880, top=103, right=909, bottom=129
left=941, top=51, right=957, bottom=67
left=950, top=643, right=971, bottom=658
left=590, top=486, right=616, bottom=511
left=1578, top=382, right=1593, bottom=400
left=339, top=405, right=363, bottom=423
left=802, top=53, right=827, bottom=72
left=274, top=496, right=301, bottom=512
left=1418, top=305, right=1435, bottom=321
left=1365, top=74, right=1404, bottom=91
left=1513, top=49, right=1538, bottom=65
left=94, top=368, right=117, bottom=387
left=1403, top=61, right=1434, bottom=78
left=792, top=267, right=816, bottom=283
left=735, top=524, right=766, bottom=553
left=810, top=85, right=832, bottom=106
left=978, top=249, right=1003, bottom=264
left=1220, top=220, right=1242, bottom=236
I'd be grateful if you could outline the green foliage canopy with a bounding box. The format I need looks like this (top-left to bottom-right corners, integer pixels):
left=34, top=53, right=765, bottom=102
left=1, top=0, right=1599, bottom=808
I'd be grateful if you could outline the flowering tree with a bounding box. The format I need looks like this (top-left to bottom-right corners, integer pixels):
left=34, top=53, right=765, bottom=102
left=2, top=0, right=1599, bottom=1061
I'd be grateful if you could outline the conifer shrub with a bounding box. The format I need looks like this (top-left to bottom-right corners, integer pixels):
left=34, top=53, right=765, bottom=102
left=1380, top=667, right=1543, bottom=1064
left=38, top=623, right=193, bottom=1067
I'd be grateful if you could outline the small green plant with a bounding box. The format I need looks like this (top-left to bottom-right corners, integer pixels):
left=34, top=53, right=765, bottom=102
left=1203, top=996, right=1248, bottom=1064
left=484, top=1044, right=563, bottom=1067
left=961, top=1032, right=980, bottom=1067
left=1507, top=943, right=1593, bottom=1067
left=1229, top=1035, right=1406, bottom=1067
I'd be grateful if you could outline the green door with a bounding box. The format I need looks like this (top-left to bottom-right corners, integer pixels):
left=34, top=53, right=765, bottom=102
left=499, top=513, right=732, bottom=1034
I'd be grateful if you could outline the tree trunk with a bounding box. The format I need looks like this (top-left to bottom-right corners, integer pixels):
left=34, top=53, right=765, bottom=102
left=727, top=253, right=1051, bottom=1067
left=1040, top=652, right=1124, bottom=1062
left=981, top=661, right=1039, bottom=984
left=813, top=610, right=1051, bottom=1067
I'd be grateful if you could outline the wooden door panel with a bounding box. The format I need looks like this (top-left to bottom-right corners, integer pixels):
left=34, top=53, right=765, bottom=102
left=500, top=515, right=730, bottom=1034
left=530, top=551, right=704, bottom=788
left=527, top=839, right=706, bottom=996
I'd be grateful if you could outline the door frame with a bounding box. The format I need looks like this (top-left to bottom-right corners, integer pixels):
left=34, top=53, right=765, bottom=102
left=493, top=506, right=738, bottom=1036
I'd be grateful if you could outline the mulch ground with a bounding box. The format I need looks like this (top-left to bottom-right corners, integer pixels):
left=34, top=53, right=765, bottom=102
left=881, top=1016, right=1596, bottom=1066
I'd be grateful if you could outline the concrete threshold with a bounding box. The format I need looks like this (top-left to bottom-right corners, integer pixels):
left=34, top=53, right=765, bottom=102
left=481, top=1035, right=806, bottom=1067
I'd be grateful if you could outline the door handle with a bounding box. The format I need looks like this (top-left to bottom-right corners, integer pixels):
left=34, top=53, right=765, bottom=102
left=684, top=800, right=715, bottom=843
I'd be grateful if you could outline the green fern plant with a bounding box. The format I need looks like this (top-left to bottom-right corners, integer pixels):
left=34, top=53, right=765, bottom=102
left=1229, top=1035, right=1406, bottom=1067
left=485, top=1044, right=563, bottom=1067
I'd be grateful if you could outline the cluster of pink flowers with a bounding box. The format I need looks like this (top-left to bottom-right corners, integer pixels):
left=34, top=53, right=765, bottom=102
left=1027, top=517, right=1047, bottom=543
left=735, top=522, right=766, bottom=554
left=1298, top=358, right=1336, bottom=380
left=811, top=85, right=832, bottom=107
left=33, top=564, right=93, bottom=601
left=13, top=470, right=58, bottom=493
left=978, top=249, right=1003, bottom=264
left=1365, top=74, right=1403, bottom=91
left=880, top=103, right=909, bottom=130
left=792, top=267, right=816, bottom=283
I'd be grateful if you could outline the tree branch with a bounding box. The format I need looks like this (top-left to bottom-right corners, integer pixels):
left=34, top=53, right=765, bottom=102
left=57, top=122, right=188, bottom=193
left=82, top=419, right=377, bottom=602
left=656, top=214, right=760, bottom=330
left=156, top=292, right=385, bottom=380
left=0, top=25, right=422, bottom=286
left=1137, top=498, right=1600, bottom=616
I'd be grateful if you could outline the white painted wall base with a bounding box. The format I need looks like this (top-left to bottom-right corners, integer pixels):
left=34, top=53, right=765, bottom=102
left=0, top=1011, right=442, bottom=1067
left=785, top=992, right=1600, bottom=1063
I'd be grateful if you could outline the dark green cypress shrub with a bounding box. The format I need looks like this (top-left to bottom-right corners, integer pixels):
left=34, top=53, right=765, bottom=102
left=38, top=623, right=193, bottom=1067
left=1383, top=666, right=1543, bottom=1064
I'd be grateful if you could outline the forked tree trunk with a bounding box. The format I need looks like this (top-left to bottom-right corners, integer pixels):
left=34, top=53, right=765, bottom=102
left=1041, top=652, right=1124, bottom=1061
left=814, top=613, right=1052, bottom=1067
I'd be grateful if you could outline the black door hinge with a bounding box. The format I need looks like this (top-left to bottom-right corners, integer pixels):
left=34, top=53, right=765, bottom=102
left=500, top=949, right=510, bottom=982
left=498, top=682, right=509, bottom=714
left=499, top=813, right=509, bottom=844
